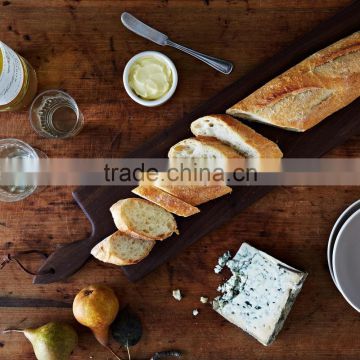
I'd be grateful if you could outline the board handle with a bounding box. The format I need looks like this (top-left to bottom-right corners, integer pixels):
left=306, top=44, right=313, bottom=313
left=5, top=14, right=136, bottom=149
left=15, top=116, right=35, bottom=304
left=32, top=234, right=100, bottom=284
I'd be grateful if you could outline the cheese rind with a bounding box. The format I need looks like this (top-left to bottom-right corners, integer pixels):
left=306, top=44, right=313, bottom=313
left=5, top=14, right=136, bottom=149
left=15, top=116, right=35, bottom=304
left=213, top=243, right=307, bottom=346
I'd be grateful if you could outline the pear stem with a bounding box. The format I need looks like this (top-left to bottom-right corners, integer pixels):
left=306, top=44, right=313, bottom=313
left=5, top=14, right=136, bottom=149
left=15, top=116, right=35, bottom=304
left=3, top=329, right=24, bottom=334
left=126, top=345, right=131, bottom=360
left=106, top=345, right=124, bottom=360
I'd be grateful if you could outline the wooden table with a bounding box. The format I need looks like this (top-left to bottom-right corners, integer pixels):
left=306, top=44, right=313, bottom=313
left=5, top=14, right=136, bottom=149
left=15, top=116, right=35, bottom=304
left=0, top=0, right=359, bottom=359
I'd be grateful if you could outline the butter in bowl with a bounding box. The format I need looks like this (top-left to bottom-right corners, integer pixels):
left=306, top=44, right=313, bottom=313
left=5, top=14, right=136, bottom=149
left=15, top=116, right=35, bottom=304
left=123, top=51, right=178, bottom=107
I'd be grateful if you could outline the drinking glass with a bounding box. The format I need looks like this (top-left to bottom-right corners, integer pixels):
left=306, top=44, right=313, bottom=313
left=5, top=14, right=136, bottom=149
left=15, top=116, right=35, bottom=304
left=0, top=138, right=45, bottom=202
left=29, top=90, right=84, bottom=139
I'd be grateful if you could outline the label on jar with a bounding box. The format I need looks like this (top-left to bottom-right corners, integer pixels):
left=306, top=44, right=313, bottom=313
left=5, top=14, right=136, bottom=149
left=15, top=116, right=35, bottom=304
left=0, top=42, right=24, bottom=106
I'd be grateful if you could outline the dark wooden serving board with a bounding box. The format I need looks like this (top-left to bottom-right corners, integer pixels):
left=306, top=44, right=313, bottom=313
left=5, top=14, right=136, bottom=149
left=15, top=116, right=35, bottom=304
left=33, top=1, right=360, bottom=284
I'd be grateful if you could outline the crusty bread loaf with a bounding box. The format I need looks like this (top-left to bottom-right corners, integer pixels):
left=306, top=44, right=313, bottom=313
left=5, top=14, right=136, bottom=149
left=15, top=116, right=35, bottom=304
left=132, top=185, right=200, bottom=217
left=110, top=198, right=178, bottom=241
left=227, top=31, right=360, bottom=132
left=155, top=184, right=232, bottom=206
left=91, top=231, right=155, bottom=266
left=168, top=136, right=243, bottom=159
left=191, top=114, right=283, bottom=158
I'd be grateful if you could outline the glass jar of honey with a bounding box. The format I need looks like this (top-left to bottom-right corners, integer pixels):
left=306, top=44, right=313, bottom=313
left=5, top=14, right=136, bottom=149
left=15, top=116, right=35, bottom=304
left=0, top=42, right=38, bottom=112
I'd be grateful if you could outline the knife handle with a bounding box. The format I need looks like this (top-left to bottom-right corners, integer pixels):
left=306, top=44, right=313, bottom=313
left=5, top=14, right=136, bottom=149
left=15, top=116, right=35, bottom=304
left=166, top=39, right=233, bottom=75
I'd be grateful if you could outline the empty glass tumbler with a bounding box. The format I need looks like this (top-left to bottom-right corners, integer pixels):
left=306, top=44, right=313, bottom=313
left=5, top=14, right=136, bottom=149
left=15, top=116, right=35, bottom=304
left=29, top=90, right=84, bottom=139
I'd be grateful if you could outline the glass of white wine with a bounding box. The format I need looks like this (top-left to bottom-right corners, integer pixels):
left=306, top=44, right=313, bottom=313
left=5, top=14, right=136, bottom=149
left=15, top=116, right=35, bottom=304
left=29, top=90, right=84, bottom=139
left=0, top=139, right=46, bottom=202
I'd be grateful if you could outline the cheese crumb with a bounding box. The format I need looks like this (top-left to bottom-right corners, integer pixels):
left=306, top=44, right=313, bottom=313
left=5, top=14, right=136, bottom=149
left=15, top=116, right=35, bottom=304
left=172, top=289, right=182, bottom=301
left=214, top=251, right=231, bottom=274
left=200, top=296, right=208, bottom=304
left=192, top=309, right=199, bottom=316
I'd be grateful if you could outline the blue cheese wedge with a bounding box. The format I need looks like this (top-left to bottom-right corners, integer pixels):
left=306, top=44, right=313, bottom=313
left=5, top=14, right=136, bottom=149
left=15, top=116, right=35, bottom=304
left=213, top=243, right=307, bottom=346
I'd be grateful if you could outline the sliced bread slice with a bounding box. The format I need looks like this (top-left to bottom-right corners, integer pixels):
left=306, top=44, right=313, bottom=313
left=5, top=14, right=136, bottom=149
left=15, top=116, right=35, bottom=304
left=190, top=114, right=283, bottom=158
left=155, top=184, right=232, bottom=206
left=168, top=136, right=243, bottom=158
left=110, top=198, right=178, bottom=241
left=132, top=185, right=200, bottom=217
left=91, top=231, right=156, bottom=266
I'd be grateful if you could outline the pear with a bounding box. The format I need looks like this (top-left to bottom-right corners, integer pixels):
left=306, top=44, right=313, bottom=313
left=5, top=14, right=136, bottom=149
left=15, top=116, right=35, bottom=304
left=73, top=284, right=119, bottom=346
left=3, top=322, right=78, bottom=360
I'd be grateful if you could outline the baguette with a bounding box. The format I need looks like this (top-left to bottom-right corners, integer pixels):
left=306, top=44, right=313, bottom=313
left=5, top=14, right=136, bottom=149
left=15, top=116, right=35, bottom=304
left=91, top=231, right=155, bottom=266
left=132, top=185, right=200, bottom=217
left=110, top=198, right=178, bottom=241
left=226, top=31, right=360, bottom=132
left=168, top=136, right=243, bottom=159
left=191, top=114, right=283, bottom=158
left=155, top=184, right=232, bottom=206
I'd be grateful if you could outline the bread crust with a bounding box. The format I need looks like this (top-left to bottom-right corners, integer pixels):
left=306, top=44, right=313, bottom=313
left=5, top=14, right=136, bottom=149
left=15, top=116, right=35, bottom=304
left=227, top=31, right=360, bottom=132
left=110, top=198, right=178, bottom=241
left=191, top=114, right=283, bottom=158
left=132, top=185, right=200, bottom=217
left=168, top=136, right=243, bottom=159
left=155, top=184, right=232, bottom=206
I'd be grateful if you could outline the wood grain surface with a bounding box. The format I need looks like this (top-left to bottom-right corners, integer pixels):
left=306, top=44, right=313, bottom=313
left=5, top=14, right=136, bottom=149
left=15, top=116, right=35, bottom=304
left=0, top=0, right=359, bottom=359
left=32, top=0, right=360, bottom=285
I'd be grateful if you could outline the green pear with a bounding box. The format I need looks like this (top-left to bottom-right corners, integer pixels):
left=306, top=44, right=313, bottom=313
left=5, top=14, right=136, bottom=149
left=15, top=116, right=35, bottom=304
left=3, top=322, right=78, bottom=360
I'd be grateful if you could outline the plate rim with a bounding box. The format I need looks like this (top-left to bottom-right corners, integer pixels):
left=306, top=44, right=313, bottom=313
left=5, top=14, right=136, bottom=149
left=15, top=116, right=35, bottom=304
left=327, top=200, right=360, bottom=285
left=332, top=207, right=360, bottom=312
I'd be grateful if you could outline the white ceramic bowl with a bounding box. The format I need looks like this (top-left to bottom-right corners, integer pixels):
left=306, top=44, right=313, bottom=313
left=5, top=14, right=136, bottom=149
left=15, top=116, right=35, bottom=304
left=123, top=51, right=178, bottom=107
left=333, top=207, right=360, bottom=312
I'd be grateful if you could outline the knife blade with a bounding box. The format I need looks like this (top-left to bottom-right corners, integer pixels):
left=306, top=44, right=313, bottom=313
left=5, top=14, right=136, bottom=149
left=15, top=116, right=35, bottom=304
left=121, top=12, right=168, bottom=46
left=120, top=12, right=234, bottom=74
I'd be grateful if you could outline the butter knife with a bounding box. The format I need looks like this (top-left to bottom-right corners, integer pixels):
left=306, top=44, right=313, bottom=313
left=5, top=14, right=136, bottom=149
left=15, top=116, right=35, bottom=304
left=121, top=12, right=234, bottom=75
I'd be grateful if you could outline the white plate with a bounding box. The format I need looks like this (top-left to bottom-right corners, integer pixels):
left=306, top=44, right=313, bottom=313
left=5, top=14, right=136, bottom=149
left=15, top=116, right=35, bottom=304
left=327, top=200, right=360, bottom=286
left=333, top=208, right=360, bottom=312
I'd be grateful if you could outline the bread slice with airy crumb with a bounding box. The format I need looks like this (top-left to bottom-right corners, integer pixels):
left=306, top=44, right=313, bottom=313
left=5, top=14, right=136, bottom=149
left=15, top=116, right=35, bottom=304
left=91, top=231, right=155, bottom=266
left=168, top=136, right=243, bottom=159
left=132, top=185, right=200, bottom=217
left=191, top=114, right=283, bottom=158
left=110, top=198, right=178, bottom=241
left=155, top=184, right=232, bottom=206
